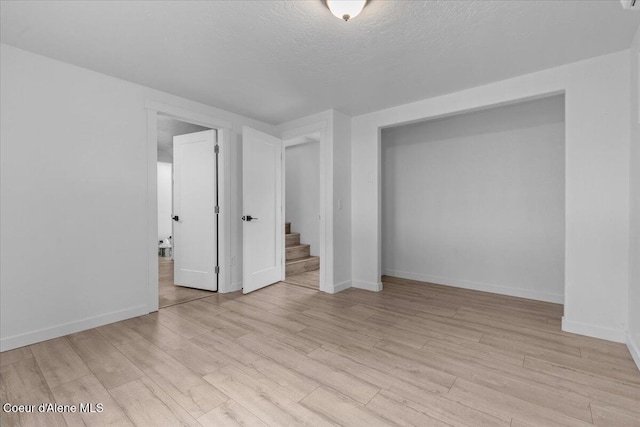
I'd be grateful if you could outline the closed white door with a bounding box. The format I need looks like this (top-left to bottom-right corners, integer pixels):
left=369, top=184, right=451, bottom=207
left=242, top=126, right=283, bottom=294
left=173, top=130, right=218, bottom=291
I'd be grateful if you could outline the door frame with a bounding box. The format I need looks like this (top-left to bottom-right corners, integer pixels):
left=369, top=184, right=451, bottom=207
left=281, top=122, right=329, bottom=293
left=145, top=100, right=232, bottom=312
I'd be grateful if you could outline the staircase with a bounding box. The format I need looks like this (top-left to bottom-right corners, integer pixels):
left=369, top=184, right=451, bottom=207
left=285, top=221, right=320, bottom=276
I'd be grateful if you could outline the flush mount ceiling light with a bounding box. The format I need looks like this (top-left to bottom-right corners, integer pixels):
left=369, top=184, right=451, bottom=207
left=326, top=0, right=367, bottom=21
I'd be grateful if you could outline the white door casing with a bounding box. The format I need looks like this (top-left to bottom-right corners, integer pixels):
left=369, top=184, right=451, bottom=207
left=242, top=126, right=283, bottom=294
left=173, top=129, right=218, bottom=291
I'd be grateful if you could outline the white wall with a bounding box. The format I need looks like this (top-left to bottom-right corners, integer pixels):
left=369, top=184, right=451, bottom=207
left=286, top=142, right=320, bottom=256
left=381, top=96, right=565, bottom=303
left=628, top=27, right=640, bottom=369
left=352, top=50, right=631, bottom=342
left=0, top=43, right=276, bottom=351
left=157, top=162, right=172, bottom=241
left=332, top=110, right=352, bottom=291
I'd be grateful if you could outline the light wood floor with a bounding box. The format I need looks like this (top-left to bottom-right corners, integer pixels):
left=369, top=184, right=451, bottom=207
left=2, top=276, right=639, bottom=426
left=159, top=257, right=214, bottom=308
left=284, top=269, right=319, bottom=290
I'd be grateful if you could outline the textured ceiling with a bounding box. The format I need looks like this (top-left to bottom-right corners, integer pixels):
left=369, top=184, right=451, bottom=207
left=1, top=1, right=638, bottom=124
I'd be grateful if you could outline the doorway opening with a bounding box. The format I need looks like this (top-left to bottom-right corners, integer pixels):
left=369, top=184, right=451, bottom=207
left=282, top=133, right=321, bottom=290
left=156, top=115, right=217, bottom=308
left=380, top=94, right=566, bottom=306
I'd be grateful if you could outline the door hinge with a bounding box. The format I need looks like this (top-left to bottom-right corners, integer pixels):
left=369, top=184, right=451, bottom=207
left=214, top=145, right=220, bottom=154
left=215, top=266, right=220, bottom=274
left=215, top=205, right=220, bottom=214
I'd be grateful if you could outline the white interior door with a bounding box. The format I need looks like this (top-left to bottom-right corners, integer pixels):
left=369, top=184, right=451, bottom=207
left=242, top=126, right=283, bottom=294
left=173, top=129, right=218, bottom=291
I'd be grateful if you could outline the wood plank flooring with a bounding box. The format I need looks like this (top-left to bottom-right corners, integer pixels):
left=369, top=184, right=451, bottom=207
left=158, top=257, right=214, bottom=308
left=283, top=270, right=319, bottom=290
left=1, top=275, right=639, bottom=426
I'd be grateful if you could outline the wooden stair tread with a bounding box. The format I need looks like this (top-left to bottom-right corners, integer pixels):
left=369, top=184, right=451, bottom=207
left=285, top=255, right=319, bottom=274
left=286, top=243, right=311, bottom=262
left=284, top=222, right=317, bottom=274
left=286, top=244, right=309, bottom=250
left=285, top=232, right=301, bottom=247
left=285, top=255, right=319, bottom=265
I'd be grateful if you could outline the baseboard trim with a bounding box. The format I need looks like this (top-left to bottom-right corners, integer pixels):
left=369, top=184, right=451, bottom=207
left=383, top=269, right=564, bottom=304
left=561, top=317, right=626, bottom=343
left=627, top=334, right=640, bottom=371
left=0, top=304, right=149, bottom=352
left=326, top=280, right=351, bottom=294
left=352, top=280, right=383, bottom=292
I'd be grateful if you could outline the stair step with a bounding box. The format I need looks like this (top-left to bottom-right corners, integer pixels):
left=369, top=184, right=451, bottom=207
left=286, top=244, right=310, bottom=261
left=285, top=232, right=300, bottom=247
left=286, top=256, right=320, bottom=276
left=285, top=222, right=291, bottom=234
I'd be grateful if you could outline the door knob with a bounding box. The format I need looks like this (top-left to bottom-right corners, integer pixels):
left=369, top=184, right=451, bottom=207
left=242, top=215, right=258, bottom=222
left=172, top=215, right=179, bottom=221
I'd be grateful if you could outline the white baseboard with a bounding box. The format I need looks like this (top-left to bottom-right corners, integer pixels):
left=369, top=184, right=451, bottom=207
left=0, top=305, right=149, bottom=352
left=561, top=317, right=626, bottom=343
left=626, top=334, right=640, bottom=371
left=325, top=280, right=351, bottom=294
left=383, top=269, right=564, bottom=304
left=352, top=280, right=383, bottom=292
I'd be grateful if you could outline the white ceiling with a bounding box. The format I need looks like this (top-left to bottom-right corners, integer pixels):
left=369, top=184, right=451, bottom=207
left=1, top=1, right=638, bottom=124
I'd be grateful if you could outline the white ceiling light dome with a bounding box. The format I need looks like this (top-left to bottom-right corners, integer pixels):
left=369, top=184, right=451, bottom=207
left=326, top=0, right=367, bottom=21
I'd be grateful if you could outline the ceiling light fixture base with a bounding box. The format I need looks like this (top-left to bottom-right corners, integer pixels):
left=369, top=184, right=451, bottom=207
left=324, top=0, right=368, bottom=22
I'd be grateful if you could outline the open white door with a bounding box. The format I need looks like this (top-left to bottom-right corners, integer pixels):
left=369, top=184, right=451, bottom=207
left=242, top=126, right=283, bottom=294
left=173, top=130, right=218, bottom=291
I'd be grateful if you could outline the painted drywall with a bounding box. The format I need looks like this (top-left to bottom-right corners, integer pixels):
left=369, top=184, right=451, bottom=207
left=332, top=110, right=353, bottom=291
left=381, top=96, right=565, bottom=303
left=352, top=50, right=631, bottom=342
left=0, top=43, right=276, bottom=351
left=628, top=27, right=640, bottom=369
left=285, top=142, right=320, bottom=256
left=157, top=162, right=172, bottom=241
